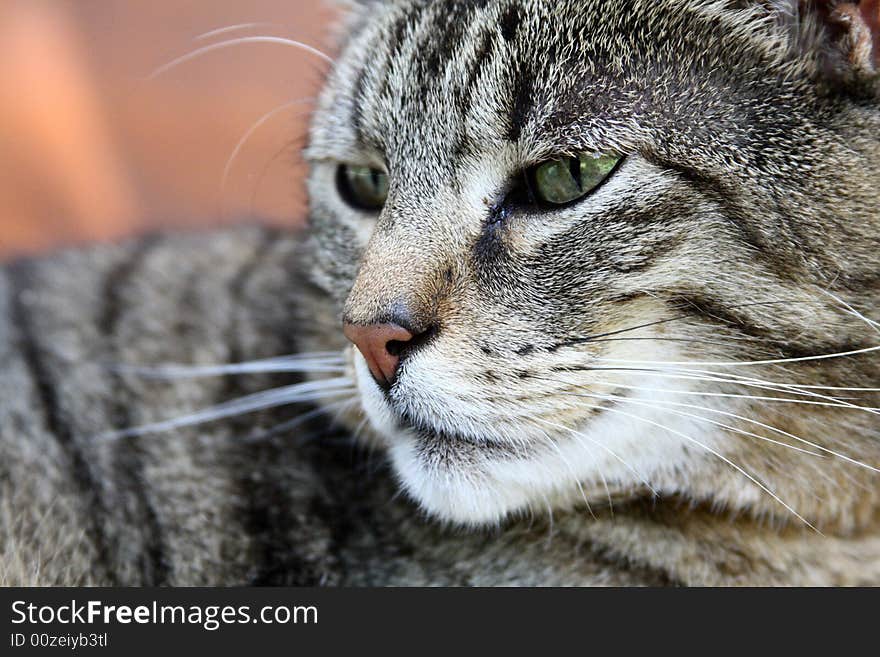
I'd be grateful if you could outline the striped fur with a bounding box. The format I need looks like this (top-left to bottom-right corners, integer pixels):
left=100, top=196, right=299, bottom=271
left=2, top=0, right=880, bottom=584
left=1, top=228, right=666, bottom=585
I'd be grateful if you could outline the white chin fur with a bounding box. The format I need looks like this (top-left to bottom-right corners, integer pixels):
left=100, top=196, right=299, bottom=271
left=351, top=349, right=727, bottom=526
left=386, top=440, right=541, bottom=525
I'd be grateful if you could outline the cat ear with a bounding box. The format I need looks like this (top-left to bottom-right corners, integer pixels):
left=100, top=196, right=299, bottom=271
left=821, top=0, right=878, bottom=72
left=782, top=1, right=879, bottom=76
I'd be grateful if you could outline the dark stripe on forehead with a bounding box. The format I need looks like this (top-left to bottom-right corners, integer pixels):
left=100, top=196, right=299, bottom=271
left=350, top=4, right=421, bottom=143
left=450, top=21, right=498, bottom=161
left=389, top=5, right=416, bottom=53
left=350, top=66, right=368, bottom=141
left=422, top=0, right=473, bottom=80
left=456, top=3, right=522, bottom=155
left=499, top=2, right=522, bottom=42
left=461, top=25, right=497, bottom=108
left=507, top=63, right=534, bottom=142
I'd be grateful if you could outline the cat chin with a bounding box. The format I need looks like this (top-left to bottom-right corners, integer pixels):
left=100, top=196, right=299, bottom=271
left=387, top=440, right=540, bottom=526
left=377, top=413, right=646, bottom=526
left=384, top=428, right=664, bottom=526
left=350, top=349, right=726, bottom=526
left=351, top=361, right=550, bottom=524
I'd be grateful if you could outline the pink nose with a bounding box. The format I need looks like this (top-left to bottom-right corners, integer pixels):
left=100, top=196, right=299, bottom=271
left=343, top=322, right=415, bottom=386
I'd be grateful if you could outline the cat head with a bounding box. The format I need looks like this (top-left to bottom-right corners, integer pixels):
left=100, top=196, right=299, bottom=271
left=302, top=0, right=880, bottom=529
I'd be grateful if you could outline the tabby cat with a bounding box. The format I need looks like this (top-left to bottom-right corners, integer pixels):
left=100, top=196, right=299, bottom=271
left=2, top=0, right=879, bottom=586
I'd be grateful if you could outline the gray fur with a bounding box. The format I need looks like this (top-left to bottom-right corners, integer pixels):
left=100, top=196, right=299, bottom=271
left=0, top=228, right=663, bottom=585
left=2, top=0, right=879, bottom=585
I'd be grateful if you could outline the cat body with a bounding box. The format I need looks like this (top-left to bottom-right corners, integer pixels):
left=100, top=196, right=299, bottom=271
left=4, top=228, right=878, bottom=586
left=2, top=0, right=880, bottom=585
left=0, top=228, right=663, bottom=586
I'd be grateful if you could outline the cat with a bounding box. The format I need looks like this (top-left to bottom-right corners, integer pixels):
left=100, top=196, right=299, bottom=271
left=1, top=0, right=879, bottom=586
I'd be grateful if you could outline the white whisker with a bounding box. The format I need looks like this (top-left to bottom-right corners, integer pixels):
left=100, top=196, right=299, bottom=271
left=816, top=287, right=880, bottom=335
left=575, top=366, right=880, bottom=415
left=572, top=379, right=880, bottom=473
left=534, top=427, right=598, bottom=520
left=194, top=23, right=286, bottom=41
left=148, top=36, right=333, bottom=80
left=558, top=387, right=825, bottom=457
left=658, top=367, right=880, bottom=414
left=242, top=398, right=354, bottom=444
left=97, top=377, right=354, bottom=440
left=593, top=344, right=880, bottom=368
left=554, top=400, right=819, bottom=532
left=571, top=299, right=817, bottom=345
left=221, top=98, right=314, bottom=202
left=111, top=354, right=345, bottom=379
left=642, top=367, right=879, bottom=406
left=556, top=421, right=616, bottom=516
left=534, top=417, right=659, bottom=497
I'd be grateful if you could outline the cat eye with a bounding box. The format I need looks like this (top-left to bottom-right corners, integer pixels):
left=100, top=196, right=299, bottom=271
left=337, top=164, right=389, bottom=211
left=531, top=153, right=621, bottom=205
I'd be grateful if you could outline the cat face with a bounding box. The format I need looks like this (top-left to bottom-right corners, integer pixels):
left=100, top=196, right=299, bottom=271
left=303, top=0, right=880, bottom=526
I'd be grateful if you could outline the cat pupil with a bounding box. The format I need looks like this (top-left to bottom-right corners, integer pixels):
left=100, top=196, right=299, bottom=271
left=529, top=153, right=620, bottom=206
left=568, top=156, right=583, bottom=192
left=337, top=164, right=389, bottom=211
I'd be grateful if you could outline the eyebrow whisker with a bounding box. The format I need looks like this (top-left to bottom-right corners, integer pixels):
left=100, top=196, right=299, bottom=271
left=221, top=98, right=316, bottom=205
left=148, top=36, right=333, bottom=80
left=194, top=23, right=288, bottom=42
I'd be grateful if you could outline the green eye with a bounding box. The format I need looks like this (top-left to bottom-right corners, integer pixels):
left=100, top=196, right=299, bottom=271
left=532, top=153, right=621, bottom=205
left=337, top=164, right=389, bottom=211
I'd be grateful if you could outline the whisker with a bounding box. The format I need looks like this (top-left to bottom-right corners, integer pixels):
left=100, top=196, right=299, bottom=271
left=564, top=299, right=822, bottom=346
left=547, top=399, right=819, bottom=532
left=111, top=354, right=345, bottom=379
left=563, top=378, right=880, bottom=473
left=242, top=398, right=355, bottom=444
left=752, top=383, right=880, bottom=392
left=561, top=294, right=880, bottom=369
left=221, top=98, right=315, bottom=203
left=549, top=423, right=616, bottom=517
left=593, top=344, right=880, bottom=368
left=562, top=364, right=880, bottom=393
left=643, top=365, right=880, bottom=398
left=533, top=427, right=599, bottom=520
left=352, top=414, right=372, bottom=443
left=650, top=367, right=880, bottom=413
left=816, top=287, right=880, bottom=335
left=556, top=387, right=825, bottom=457
left=148, top=36, right=333, bottom=80
left=673, top=366, right=880, bottom=399
left=533, top=417, right=659, bottom=497
left=97, top=377, right=354, bottom=440
left=583, top=335, right=779, bottom=355
left=248, top=137, right=305, bottom=217
left=561, top=366, right=880, bottom=414
left=538, top=370, right=875, bottom=464
left=194, top=23, right=287, bottom=41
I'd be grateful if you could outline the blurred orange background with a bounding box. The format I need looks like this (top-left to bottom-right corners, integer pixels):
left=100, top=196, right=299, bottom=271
left=0, top=0, right=337, bottom=259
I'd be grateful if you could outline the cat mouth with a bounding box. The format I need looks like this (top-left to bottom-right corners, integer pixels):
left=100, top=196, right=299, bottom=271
left=391, top=415, right=535, bottom=479
left=376, top=403, right=536, bottom=462
left=351, top=346, right=619, bottom=464
left=394, top=410, right=504, bottom=448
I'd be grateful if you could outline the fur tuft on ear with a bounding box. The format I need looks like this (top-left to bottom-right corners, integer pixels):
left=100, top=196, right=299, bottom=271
left=737, top=1, right=878, bottom=77
left=321, top=0, right=384, bottom=45
left=793, top=0, right=879, bottom=75
left=830, top=0, right=879, bottom=70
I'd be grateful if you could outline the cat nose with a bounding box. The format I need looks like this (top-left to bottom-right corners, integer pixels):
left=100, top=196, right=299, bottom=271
left=343, top=321, right=415, bottom=387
